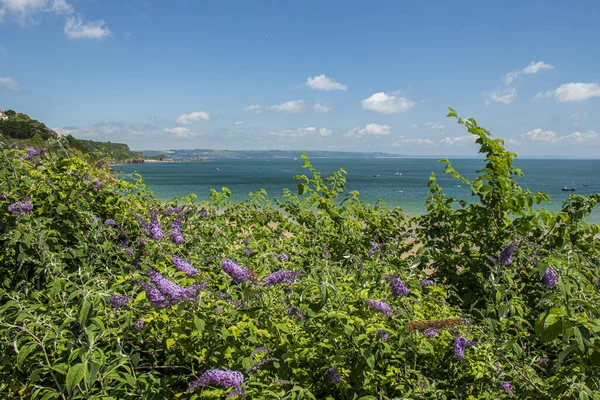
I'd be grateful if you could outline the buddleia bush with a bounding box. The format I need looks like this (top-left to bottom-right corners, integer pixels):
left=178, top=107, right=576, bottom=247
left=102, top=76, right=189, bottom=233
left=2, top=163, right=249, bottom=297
left=0, top=110, right=599, bottom=399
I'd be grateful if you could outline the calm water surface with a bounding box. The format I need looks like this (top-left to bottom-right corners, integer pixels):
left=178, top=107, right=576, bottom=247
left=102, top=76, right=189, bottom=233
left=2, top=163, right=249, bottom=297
left=117, top=158, right=600, bottom=222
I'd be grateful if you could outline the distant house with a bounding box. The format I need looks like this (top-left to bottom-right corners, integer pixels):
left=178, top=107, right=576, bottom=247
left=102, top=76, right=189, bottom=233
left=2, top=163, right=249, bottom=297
left=0, top=109, right=8, bottom=120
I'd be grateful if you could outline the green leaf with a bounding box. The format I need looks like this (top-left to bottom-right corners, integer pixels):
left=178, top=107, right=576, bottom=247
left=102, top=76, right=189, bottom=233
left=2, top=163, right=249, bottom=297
left=17, top=343, right=37, bottom=368
left=79, top=300, right=92, bottom=327
left=166, top=338, right=176, bottom=349
left=194, top=316, right=205, bottom=333
left=66, top=363, right=85, bottom=395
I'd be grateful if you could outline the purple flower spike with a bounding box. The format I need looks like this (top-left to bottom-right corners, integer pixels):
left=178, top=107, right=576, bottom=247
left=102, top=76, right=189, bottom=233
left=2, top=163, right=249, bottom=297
left=92, top=179, right=104, bottom=190
left=187, top=369, right=244, bottom=393
left=387, top=275, right=409, bottom=297
left=200, top=208, right=209, bottom=217
left=137, top=279, right=168, bottom=309
left=368, top=243, right=382, bottom=255
left=420, top=279, right=436, bottom=288
left=286, top=306, right=305, bottom=321
left=368, top=300, right=393, bottom=317
left=453, top=337, right=475, bottom=360
left=244, top=248, right=252, bottom=257
left=170, top=215, right=185, bottom=244
left=242, top=237, right=249, bottom=245
left=0, top=194, right=6, bottom=200
left=133, top=319, right=145, bottom=329
left=326, top=367, right=340, bottom=384
left=277, top=253, right=289, bottom=262
left=543, top=267, right=558, bottom=287
left=103, top=219, right=116, bottom=227
left=172, top=255, right=198, bottom=277
left=8, top=200, right=33, bottom=215
left=165, top=205, right=182, bottom=214
left=499, top=382, right=513, bottom=393
left=499, top=242, right=517, bottom=265
left=222, top=259, right=255, bottom=284
left=376, top=329, right=389, bottom=341
left=142, top=209, right=163, bottom=240
left=423, top=328, right=440, bottom=338
left=107, top=294, right=130, bottom=308
left=262, top=270, right=300, bottom=286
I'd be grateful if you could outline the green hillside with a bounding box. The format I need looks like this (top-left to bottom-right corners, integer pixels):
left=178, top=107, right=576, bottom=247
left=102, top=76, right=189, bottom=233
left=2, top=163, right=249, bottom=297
left=0, top=110, right=142, bottom=162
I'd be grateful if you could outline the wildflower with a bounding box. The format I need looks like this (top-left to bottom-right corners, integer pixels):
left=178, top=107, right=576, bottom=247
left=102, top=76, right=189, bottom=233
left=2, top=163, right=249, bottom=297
left=7, top=200, right=33, bottom=215
left=107, top=294, right=130, bottom=308
left=222, top=259, right=255, bottom=284
left=498, top=372, right=507, bottom=378
left=250, top=346, right=270, bottom=357
left=187, top=369, right=244, bottom=393
left=453, top=337, right=475, bottom=360
left=91, top=216, right=100, bottom=223
left=424, top=328, right=440, bottom=338
left=137, top=279, right=168, bottom=309
left=133, top=319, right=145, bottom=329
left=543, top=267, right=558, bottom=287
left=200, top=208, right=209, bottom=217
left=387, top=275, right=409, bottom=297
left=165, top=205, right=182, bottom=214
left=242, top=237, right=249, bottom=245
left=286, top=306, right=305, bottom=321
left=170, top=215, right=185, bottom=244
left=263, top=270, right=301, bottom=286
left=499, top=382, right=512, bottom=393
left=368, top=300, right=393, bottom=317
left=172, top=255, right=198, bottom=277
left=376, top=329, right=389, bottom=341
left=22, top=148, right=42, bottom=160
left=92, top=179, right=104, bottom=190
left=245, top=248, right=252, bottom=257
left=420, top=279, right=436, bottom=288
left=146, top=268, right=201, bottom=303
left=11, top=142, right=20, bottom=148
left=326, top=367, right=340, bottom=384
left=124, top=249, right=134, bottom=256
left=142, top=209, right=163, bottom=240
left=536, top=357, right=551, bottom=367
left=104, top=219, right=116, bottom=227
left=499, top=242, right=517, bottom=265
left=0, top=194, right=6, bottom=200
left=277, top=253, right=289, bottom=262
left=368, top=243, right=382, bottom=255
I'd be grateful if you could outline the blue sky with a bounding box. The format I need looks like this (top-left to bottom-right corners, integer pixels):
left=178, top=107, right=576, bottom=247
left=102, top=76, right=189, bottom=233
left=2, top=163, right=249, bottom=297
left=1, top=0, right=599, bottom=156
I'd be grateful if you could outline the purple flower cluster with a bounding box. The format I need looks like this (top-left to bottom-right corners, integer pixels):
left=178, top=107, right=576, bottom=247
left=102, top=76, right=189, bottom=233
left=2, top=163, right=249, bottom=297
left=104, top=219, right=116, bottom=228
left=543, top=267, right=558, bottom=287
left=170, top=214, right=184, bottom=244
left=368, top=243, right=382, bottom=255
left=326, top=367, right=341, bottom=384
left=536, top=357, right=551, bottom=367
left=107, top=294, right=130, bottom=308
left=277, top=253, right=289, bottom=262
left=0, top=193, right=6, bottom=200
left=387, top=275, right=409, bottom=297
left=420, top=279, right=436, bottom=288
left=499, top=381, right=513, bottom=393
left=92, top=179, right=104, bottom=190
left=262, top=270, right=301, bottom=286
left=142, top=209, right=163, bottom=240
left=91, top=216, right=100, bottom=223
left=8, top=200, right=33, bottom=215
left=187, top=369, right=244, bottom=393
left=11, top=142, right=20, bottom=148
left=376, top=329, right=389, bottom=341
left=453, top=337, right=475, bottom=360
left=165, top=205, right=182, bottom=214
left=242, top=237, right=249, bottom=245
left=368, top=300, right=393, bottom=317
left=124, top=249, right=134, bottom=255
left=222, top=259, right=255, bottom=284
left=200, top=208, right=209, bottom=217
left=138, top=280, right=168, bottom=308
left=138, top=268, right=201, bottom=308
left=172, top=255, right=198, bottom=277
left=244, top=248, right=252, bottom=257
left=133, top=319, right=145, bottom=329
left=22, top=148, right=42, bottom=160
left=499, top=242, right=517, bottom=265
left=286, top=306, right=305, bottom=321
left=423, top=328, right=440, bottom=338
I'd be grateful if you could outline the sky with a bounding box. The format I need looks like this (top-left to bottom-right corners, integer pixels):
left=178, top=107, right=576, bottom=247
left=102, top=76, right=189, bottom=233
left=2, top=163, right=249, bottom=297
left=1, top=0, right=599, bottom=157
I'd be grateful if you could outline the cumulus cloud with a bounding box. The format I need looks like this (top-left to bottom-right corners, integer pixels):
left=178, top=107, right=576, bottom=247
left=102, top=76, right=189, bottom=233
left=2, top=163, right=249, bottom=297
left=344, top=123, right=391, bottom=138
left=562, top=130, right=600, bottom=145
left=267, top=100, right=305, bottom=113
left=0, top=76, right=21, bottom=92
left=521, top=128, right=559, bottom=143
left=164, top=127, right=194, bottom=137
left=440, top=135, right=476, bottom=145
left=269, top=126, right=332, bottom=139
left=535, top=82, right=600, bottom=102
left=361, top=92, right=415, bottom=114
left=505, top=61, right=554, bottom=84
left=64, top=14, right=111, bottom=40
left=423, top=121, right=444, bottom=130
left=242, top=104, right=261, bottom=113
left=306, top=74, right=348, bottom=91
left=176, top=111, right=210, bottom=124
left=392, top=137, right=435, bottom=146
left=484, top=88, right=517, bottom=105
left=314, top=103, right=333, bottom=113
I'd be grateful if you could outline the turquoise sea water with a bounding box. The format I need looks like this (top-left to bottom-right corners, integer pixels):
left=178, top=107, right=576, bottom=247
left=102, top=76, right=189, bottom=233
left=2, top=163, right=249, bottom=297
left=117, top=158, right=600, bottom=222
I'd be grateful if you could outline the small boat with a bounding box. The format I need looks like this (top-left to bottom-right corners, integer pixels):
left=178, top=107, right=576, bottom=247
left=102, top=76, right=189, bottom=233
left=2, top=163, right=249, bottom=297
left=561, top=185, right=576, bottom=191
left=373, top=174, right=380, bottom=177
left=455, top=185, right=462, bottom=188
left=216, top=168, right=220, bottom=171
left=395, top=165, right=402, bottom=176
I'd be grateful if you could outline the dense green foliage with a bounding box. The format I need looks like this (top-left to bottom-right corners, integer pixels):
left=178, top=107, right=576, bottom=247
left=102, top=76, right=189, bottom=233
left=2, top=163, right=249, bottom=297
left=0, top=111, right=142, bottom=161
left=0, top=109, right=599, bottom=399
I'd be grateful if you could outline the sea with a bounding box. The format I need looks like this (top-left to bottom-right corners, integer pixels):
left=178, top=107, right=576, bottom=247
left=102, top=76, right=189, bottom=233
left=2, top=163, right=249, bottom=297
left=116, top=158, right=600, bottom=223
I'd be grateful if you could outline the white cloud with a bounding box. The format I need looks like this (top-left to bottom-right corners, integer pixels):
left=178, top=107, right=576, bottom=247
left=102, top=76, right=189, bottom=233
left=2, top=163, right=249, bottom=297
left=505, top=61, right=554, bottom=84
left=392, top=137, right=435, bottom=146
left=235, top=121, right=244, bottom=125
left=522, top=128, right=559, bottom=143
left=423, top=121, right=444, bottom=130
left=0, top=76, right=21, bottom=92
left=306, top=74, right=348, bottom=91
left=269, top=126, right=332, bottom=138
left=361, top=92, right=415, bottom=114
left=440, top=135, right=476, bottom=145
left=64, top=14, right=111, bottom=39
left=562, top=130, right=600, bottom=145
left=242, top=104, right=261, bottom=113
left=344, top=123, right=391, bottom=138
left=505, top=139, right=521, bottom=145
left=484, top=88, right=517, bottom=105
left=267, top=100, right=305, bottom=113
left=535, top=82, right=600, bottom=102
left=164, top=127, right=193, bottom=138
left=0, top=0, right=73, bottom=25
left=314, top=103, right=333, bottom=113
left=176, top=111, right=210, bottom=124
